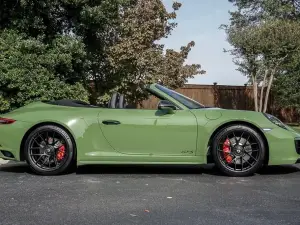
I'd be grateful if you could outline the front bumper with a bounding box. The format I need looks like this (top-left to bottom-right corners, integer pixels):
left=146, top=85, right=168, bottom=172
left=264, top=127, right=300, bottom=165
left=295, top=139, right=300, bottom=154
left=295, top=139, right=300, bottom=164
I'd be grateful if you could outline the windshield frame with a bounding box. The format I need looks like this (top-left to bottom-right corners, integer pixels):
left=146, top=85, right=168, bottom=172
left=155, top=84, right=205, bottom=109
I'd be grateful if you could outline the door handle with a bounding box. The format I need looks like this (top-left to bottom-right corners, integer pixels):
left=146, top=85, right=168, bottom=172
left=102, top=120, right=121, bottom=125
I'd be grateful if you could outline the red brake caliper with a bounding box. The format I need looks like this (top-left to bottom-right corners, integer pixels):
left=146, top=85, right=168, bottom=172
left=56, top=145, right=66, bottom=161
left=222, top=138, right=232, bottom=163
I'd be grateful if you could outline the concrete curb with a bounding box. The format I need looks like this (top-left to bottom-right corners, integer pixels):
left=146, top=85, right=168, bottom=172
left=0, top=159, right=10, bottom=165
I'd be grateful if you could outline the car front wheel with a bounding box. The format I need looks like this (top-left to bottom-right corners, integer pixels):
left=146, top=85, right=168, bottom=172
left=212, top=124, right=266, bottom=177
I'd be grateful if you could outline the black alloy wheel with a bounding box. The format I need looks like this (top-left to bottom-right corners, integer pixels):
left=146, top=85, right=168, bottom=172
left=212, top=124, right=266, bottom=177
left=24, top=125, right=75, bottom=175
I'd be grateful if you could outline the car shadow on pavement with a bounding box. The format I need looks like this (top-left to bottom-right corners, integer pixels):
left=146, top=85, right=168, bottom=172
left=257, top=164, right=300, bottom=175
left=76, top=164, right=215, bottom=175
left=0, top=162, right=33, bottom=174
left=75, top=164, right=300, bottom=176
left=0, top=162, right=299, bottom=176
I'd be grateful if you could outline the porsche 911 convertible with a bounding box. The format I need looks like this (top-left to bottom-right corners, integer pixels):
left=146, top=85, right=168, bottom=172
left=0, top=83, right=299, bottom=176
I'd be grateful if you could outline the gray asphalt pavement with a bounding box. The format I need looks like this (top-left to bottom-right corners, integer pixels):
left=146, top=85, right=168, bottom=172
left=0, top=162, right=300, bottom=225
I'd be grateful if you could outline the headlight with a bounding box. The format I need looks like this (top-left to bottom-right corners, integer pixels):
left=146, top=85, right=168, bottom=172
left=263, top=113, right=287, bottom=130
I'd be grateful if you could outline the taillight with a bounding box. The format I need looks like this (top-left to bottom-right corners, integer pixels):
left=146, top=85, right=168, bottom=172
left=0, top=118, right=16, bottom=124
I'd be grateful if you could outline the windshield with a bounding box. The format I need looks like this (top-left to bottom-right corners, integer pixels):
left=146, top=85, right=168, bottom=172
left=155, top=84, right=205, bottom=109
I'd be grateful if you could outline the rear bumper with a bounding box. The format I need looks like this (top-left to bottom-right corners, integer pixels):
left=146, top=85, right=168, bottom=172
left=0, top=120, right=34, bottom=161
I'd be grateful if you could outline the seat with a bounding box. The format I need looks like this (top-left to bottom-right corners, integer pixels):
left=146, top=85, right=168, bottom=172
left=107, top=93, right=119, bottom=108
left=108, top=93, right=134, bottom=109
left=117, top=94, right=126, bottom=108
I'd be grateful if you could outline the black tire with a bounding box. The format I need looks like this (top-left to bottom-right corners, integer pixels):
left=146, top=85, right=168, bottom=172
left=212, top=124, right=266, bottom=177
left=24, top=125, right=76, bottom=175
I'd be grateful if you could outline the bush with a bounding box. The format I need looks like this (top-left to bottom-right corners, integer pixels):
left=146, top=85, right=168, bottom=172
left=0, top=30, right=89, bottom=112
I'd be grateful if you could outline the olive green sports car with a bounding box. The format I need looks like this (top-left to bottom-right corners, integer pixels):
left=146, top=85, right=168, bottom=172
left=0, top=83, right=299, bottom=176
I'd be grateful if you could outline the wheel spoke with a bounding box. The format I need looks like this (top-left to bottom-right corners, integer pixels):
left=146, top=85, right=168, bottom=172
left=48, top=156, right=51, bottom=168
left=249, top=149, right=259, bottom=152
left=245, top=143, right=258, bottom=148
left=243, top=135, right=251, bottom=147
left=238, top=132, right=244, bottom=145
left=241, top=157, right=243, bottom=171
left=242, top=157, right=253, bottom=167
left=33, top=138, right=41, bottom=146
left=234, top=157, right=237, bottom=170
left=45, top=132, right=48, bottom=144
left=244, top=151, right=258, bottom=162
left=40, top=157, right=48, bottom=167
left=38, top=133, right=45, bottom=142
left=245, top=149, right=259, bottom=153
left=54, top=155, right=58, bottom=167
left=232, top=132, right=238, bottom=144
left=35, top=155, right=44, bottom=165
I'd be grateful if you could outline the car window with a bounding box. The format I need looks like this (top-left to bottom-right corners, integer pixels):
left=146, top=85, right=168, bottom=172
left=155, top=84, right=205, bottom=109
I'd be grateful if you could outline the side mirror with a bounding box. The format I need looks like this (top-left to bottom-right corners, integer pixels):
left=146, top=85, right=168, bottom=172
left=158, top=100, right=176, bottom=114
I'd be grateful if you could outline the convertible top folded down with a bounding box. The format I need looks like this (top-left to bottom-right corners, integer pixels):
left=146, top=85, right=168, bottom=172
left=43, top=99, right=100, bottom=108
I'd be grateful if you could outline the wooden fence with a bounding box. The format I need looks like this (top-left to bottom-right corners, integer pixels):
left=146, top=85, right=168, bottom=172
left=141, top=83, right=299, bottom=124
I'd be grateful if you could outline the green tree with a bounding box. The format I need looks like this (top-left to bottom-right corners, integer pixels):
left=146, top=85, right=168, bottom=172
left=0, top=0, right=204, bottom=111
left=0, top=0, right=123, bottom=111
left=0, top=30, right=89, bottom=112
left=273, top=50, right=300, bottom=114
left=224, top=0, right=300, bottom=113
left=106, top=0, right=205, bottom=104
left=273, top=73, right=300, bottom=111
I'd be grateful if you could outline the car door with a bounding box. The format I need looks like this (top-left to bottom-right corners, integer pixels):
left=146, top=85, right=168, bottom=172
left=98, top=108, right=198, bottom=156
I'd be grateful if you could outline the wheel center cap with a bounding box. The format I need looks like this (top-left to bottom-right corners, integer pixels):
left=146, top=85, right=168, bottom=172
left=45, top=146, right=54, bottom=155
left=234, top=146, right=244, bottom=156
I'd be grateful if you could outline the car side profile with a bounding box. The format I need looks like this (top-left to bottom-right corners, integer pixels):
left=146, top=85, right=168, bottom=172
left=0, top=83, right=299, bottom=176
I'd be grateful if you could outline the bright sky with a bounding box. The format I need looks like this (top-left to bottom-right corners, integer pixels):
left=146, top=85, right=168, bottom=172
left=161, top=0, right=248, bottom=85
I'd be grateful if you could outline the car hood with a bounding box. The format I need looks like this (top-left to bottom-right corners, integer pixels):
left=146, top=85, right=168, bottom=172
left=191, top=107, right=271, bottom=126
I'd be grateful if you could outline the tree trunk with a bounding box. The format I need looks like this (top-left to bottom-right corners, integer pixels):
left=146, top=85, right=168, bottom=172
left=263, top=69, right=275, bottom=113
left=252, top=75, right=258, bottom=111
left=259, top=69, right=268, bottom=112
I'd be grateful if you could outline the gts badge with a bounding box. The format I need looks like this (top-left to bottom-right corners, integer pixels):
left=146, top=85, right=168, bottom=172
left=181, top=150, right=194, bottom=154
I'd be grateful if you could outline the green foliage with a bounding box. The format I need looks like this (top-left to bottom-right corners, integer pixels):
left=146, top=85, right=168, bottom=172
left=273, top=73, right=300, bottom=109
left=0, top=30, right=89, bottom=112
left=225, top=0, right=300, bottom=112
left=228, top=0, right=300, bottom=28
left=96, top=0, right=205, bottom=104
left=106, top=0, right=204, bottom=104
left=0, top=0, right=203, bottom=111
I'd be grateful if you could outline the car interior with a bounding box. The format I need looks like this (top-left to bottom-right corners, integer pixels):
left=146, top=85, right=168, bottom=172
left=44, top=88, right=174, bottom=110
left=44, top=92, right=133, bottom=109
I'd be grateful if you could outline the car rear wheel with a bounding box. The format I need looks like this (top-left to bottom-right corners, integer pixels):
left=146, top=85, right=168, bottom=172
left=24, top=125, right=75, bottom=175
left=212, top=124, right=266, bottom=177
